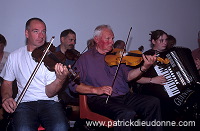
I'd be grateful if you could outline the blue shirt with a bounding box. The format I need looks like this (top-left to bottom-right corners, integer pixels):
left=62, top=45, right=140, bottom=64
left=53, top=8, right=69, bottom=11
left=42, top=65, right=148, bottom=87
left=70, top=47, right=132, bottom=97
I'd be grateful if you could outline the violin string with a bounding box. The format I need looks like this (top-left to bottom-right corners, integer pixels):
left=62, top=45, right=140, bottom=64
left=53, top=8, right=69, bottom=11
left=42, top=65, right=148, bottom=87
left=106, top=27, right=132, bottom=104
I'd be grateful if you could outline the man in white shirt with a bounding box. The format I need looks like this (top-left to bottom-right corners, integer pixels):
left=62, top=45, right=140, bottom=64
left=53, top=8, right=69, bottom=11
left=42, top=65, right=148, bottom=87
left=1, top=17, right=70, bottom=131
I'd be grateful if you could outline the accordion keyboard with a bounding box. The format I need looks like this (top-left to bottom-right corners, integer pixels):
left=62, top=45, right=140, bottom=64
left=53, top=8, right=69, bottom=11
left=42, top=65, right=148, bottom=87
left=154, top=65, right=180, bottom=97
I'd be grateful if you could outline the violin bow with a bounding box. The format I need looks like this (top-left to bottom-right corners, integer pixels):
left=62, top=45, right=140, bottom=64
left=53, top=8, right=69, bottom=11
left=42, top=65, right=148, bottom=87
left=106, top=27, right=132, bottom=103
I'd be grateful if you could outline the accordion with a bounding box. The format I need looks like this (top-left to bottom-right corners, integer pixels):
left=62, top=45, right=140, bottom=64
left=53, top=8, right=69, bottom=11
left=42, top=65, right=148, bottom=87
left=154, top=47, right=200, bottom=106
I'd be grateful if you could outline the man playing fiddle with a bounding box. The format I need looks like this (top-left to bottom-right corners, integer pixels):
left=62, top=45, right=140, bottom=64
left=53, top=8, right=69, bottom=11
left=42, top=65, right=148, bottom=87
left=56, top=29, right=80, bottom=106
left=69, top=25, right=163, bottom=131
left=1, top=17, right=70, bottom=130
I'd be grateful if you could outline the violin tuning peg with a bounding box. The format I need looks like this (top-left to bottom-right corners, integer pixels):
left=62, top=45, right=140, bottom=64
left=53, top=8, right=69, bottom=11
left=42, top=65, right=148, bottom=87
left=138, top=46, right=144, bottom=52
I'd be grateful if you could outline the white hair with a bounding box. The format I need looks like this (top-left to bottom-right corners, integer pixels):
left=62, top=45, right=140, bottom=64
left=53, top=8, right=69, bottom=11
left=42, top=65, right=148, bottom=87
left=93, top=24, right=112, bottom=38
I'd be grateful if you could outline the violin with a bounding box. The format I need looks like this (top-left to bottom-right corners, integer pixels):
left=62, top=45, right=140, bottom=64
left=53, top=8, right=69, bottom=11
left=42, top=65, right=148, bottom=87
left=65, top=48, right=81, bottom=61
left=32, top=42, right=80, bottom=84
left=105, top=48, right=170, bottom=66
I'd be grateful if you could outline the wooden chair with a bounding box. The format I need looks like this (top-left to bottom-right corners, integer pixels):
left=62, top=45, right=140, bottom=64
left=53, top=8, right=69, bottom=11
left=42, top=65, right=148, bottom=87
left=79, top=95, right=113, bottom=128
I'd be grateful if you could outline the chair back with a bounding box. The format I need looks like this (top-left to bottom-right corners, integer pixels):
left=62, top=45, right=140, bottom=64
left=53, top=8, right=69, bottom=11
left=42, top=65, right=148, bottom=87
left=79, top=95, right=113, bottom=128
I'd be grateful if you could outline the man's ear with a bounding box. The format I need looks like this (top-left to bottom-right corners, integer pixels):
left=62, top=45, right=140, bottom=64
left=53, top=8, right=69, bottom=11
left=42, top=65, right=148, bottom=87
left=60, top=37, right=65, bottom=43
left=25, top=30, right=28, bottom=38
left=152, top=40, right=156, bottom=45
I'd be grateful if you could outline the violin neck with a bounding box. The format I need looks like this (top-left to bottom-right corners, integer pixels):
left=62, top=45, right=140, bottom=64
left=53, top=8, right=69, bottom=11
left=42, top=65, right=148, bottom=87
left=127, top=52, right=142, bottom=57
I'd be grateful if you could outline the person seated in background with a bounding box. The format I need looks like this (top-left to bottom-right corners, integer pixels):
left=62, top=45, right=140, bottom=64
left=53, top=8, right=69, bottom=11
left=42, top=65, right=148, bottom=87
left=0, top=34, right=9, bottom=74
left=0, top=34, right=9, bottom=121
left=1, top=17, right=70, bottom=130
left=113, top=40, right=126, bottom=49
left=0, top=34, right=9, bottom=91
left=192, top=31, right=200, bottom=75
left=87, top=38, right=96, bottom=50
left=166, top=34, right=176, bottom=50
left=136, top=30, right=200, bottom=130
left=56, top=29, right=80, bottom=107
left=135, top=30, right=180, bottom=131
left=69, top=24, right=163, bottom=131
left=136, top=30, right=173, bottom=119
